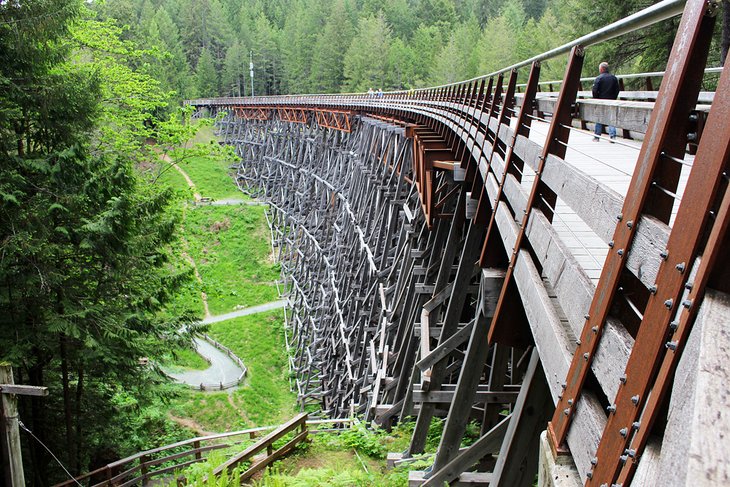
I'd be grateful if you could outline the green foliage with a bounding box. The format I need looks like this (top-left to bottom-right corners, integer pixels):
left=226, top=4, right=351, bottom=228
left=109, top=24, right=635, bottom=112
left=170, top=457, right=243, bottom=487
left=83, top=0, right=723, bottom=96
left=173, top=205, right=279, bottom=316
left=425, top=417, right=445, bottom=452
left=343, top=13, right=392, bottom=92
left=256, top=466, right=375, bottom=487
left=338, top=422, right=387, bottom=459
left=196, top=48, right=220, bottom=98
left=431, top=19, right=481, bottom=84
left=0, top=2, right=224, bottom=481
left=208, top=311, right=295, bottom=424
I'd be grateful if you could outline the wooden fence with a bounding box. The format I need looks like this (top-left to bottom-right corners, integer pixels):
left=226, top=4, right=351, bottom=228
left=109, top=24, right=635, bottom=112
left=53, top=416, right=350, bottom=487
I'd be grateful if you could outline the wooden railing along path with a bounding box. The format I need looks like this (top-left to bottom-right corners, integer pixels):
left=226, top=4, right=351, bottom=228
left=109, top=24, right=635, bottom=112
left=54, top=415, right=349, bottom=487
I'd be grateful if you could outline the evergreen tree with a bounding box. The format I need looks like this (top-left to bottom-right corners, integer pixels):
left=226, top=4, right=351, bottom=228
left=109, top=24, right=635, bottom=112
left=477, top=11, right=520, bottom=76
left=281, top=0, right=324, bottom=94
left=410, top=25, right=445, bottom=87
left=343, top=13, right=392, bottom=92
left=222, top=41, right=248, bottom=96
left=251, top=13, right=282, bottom=95
left=196, top=48, right=219, bottom=97
left=431, top=19, right=481, bottom=84
left=309, top=0, right=354, bottom=93
left=154, top=5, right=195, bottom=100
left=1, top=1, right=199, bottom=482
left=387, top=38, right=418, bottom=89
left=416, top=0, right=458, bottom=37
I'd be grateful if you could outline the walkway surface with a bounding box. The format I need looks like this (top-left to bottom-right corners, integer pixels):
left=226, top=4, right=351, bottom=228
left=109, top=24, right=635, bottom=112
left=167, top=338, right=243, bottom=388
left=521, top=119, right=691, bottom=284
left=201, top=300, right=286, bottom=324
left=167, top=300, right=287, bottom=389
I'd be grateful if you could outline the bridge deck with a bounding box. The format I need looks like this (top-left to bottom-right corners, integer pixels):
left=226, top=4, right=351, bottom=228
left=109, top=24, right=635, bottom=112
left=522, top=118, right=692, bottom=283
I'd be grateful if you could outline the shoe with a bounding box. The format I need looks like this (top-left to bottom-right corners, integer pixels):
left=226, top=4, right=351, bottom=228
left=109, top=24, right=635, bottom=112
left=592, top=136, right=599, bottom=142
left=609, top=135, right=616, bottom=144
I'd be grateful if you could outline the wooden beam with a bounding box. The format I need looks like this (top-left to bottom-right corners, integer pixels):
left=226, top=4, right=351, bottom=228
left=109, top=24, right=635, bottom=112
left=0, top=385, right=49, bottom=397
left=490, top=349, right=553, bottom=487
left=653, top=290, right=730, bottom=486
left=412, top=390, right=519, bottom=404
left=0, top=366, right=25, bottom=487
left=419, top=414, right=511, bottom=486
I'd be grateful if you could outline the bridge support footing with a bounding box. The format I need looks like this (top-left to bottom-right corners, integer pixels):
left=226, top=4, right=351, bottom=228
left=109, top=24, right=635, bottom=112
left=537, top=431, right=580, bottom=487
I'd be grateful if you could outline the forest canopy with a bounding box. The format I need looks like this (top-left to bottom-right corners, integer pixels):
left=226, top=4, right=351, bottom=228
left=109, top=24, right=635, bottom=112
left=94, top=0, right=728, bottom=99
left=0, top=0, right=216, bottom=482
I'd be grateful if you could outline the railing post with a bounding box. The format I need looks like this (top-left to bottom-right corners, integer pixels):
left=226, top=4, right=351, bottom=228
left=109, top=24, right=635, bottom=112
left=575, top=2, right=720, bottom=483
left=193, top=440, right=202, bottom=460
left=485, top=45, right=584, bottom=346
left=140, top=454, right=149, bottom=482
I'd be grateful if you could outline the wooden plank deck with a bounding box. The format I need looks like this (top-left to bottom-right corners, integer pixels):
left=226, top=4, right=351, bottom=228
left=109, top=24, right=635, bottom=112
left=515, top=117, right=692, bottom=283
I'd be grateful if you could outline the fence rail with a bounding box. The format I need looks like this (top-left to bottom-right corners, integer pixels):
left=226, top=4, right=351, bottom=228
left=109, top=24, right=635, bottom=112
left=53, top=417, right=351, bottom=487
left=206, top=413, right=309, bottom=484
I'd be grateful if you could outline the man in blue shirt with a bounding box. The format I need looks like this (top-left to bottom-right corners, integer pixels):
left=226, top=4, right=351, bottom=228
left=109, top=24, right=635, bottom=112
left=592, top=62, right=620, bottom=142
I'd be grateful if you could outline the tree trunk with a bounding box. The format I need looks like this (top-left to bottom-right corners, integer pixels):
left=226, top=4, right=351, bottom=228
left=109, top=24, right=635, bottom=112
left=74, top=365, right=84, bottom=474
left=722, top=0, right=730, bottom=66
left=59, top=336, right=77, bottom=474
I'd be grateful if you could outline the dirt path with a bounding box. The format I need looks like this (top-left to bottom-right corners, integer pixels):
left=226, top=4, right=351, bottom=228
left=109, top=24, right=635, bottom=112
left=227, top=394, right=252, bottom=425
left=182, top=250, right=211, bottom=319
left=160, top=152, right=212, bottom=317
left=160, top=152, right=202, bottom=201
left=167, top=414, right=217, bottom=437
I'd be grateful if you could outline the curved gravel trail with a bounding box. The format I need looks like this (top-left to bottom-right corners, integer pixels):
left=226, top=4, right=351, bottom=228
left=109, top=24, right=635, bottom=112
left=167, top=300, right=287, bottom=390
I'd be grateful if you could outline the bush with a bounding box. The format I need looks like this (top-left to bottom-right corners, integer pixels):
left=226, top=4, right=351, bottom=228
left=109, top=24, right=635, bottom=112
left=339, top=423, right=387, bottom=459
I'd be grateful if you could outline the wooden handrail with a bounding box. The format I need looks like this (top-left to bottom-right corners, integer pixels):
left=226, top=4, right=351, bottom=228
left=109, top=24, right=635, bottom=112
left=207, top=412, right=308, bottom=480
left=53, top=416, right=349, bottom=487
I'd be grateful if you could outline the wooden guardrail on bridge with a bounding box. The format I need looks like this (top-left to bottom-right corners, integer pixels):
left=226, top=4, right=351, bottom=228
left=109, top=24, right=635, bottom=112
left=204, top=412, right=308, bottom=484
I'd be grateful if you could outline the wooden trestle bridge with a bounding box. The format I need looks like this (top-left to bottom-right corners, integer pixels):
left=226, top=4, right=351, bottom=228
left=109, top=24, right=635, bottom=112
left=188, top=1, right=729, bottom=485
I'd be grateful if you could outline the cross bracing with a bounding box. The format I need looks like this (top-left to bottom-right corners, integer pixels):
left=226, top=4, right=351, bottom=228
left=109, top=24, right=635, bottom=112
left=191, top=1, right=730, bottom=485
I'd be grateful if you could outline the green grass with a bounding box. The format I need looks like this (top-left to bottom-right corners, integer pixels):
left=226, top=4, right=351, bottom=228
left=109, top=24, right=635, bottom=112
left=176, top=155, right=247, bottom=200
left=161, top=241, right=206, bottom=319
left=162, top=204, right=277, bottom=319
left=168, top=126, right=249, bottom=200
left=160, top=347, right=210, bottom=372
left=155, top=162, right=193, bottom=195
left=184, top=205, right=279, bottom=315
left=168, top=310, right=296, bottom=431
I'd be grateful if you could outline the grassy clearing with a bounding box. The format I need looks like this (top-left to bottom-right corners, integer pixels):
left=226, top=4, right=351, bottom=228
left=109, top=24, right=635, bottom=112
left=167, top=310, right=296, bottom=431
left=169, top=125, right=249, bottom=201
left=160, top=347, right=210, bottom=372
left=162, top=204, right=277, bottom=319
left=177, top=155, right=247, bottom=200
left=185, top=205, right=279, bottom=315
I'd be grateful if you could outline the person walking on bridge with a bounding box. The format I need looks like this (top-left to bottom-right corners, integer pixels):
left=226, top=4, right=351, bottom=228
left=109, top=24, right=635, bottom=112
left=592, top=61, right=620, bottom=142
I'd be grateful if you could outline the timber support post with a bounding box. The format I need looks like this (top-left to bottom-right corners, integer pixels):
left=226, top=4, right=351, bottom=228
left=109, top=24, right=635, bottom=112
left=0, top=364, right=48, bottom=487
